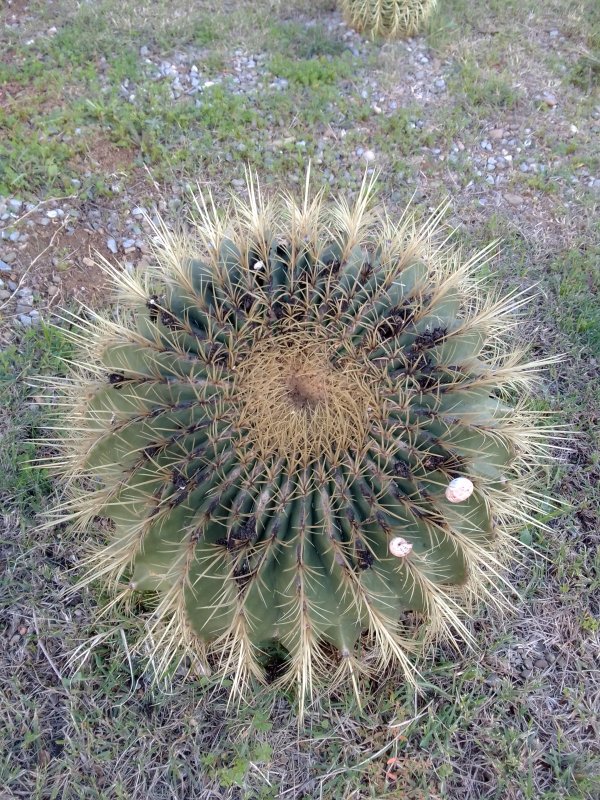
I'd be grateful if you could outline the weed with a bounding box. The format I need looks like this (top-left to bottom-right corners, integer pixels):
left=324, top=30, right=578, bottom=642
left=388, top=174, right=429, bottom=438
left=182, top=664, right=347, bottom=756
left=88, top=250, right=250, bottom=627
left=569, top=53, right=600, bottom=92
left=268, top=53, right=352, bottom=87
left=269, top=21, right=349, bottom=59
left=450, top=58, right=521, bottom=110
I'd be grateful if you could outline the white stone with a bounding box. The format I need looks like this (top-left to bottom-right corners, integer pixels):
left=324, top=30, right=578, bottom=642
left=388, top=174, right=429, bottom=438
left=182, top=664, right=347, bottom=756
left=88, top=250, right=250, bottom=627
left=445, top=477, right=474, bottom=503
left=389, top=537, right=413, bottom=558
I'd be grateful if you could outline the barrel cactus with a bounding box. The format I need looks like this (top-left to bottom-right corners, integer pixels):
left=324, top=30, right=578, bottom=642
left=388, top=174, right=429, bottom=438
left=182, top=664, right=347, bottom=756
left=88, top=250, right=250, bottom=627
left=47, top=175, right=555, bottom=707
left=340, top=0, right=437, bottom=39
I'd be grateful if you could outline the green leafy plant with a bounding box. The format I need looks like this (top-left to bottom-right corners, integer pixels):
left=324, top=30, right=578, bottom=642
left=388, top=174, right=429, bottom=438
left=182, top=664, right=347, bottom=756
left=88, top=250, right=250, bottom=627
left=340, top=0, right=437, bottom=39
left=43, top=175, right=559, bottom=709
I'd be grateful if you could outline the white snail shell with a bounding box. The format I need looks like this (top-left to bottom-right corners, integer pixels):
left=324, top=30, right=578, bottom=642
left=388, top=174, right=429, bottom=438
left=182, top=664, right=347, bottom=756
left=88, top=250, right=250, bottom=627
left=445, top=477, right=474, bottom=503
left=389, top=537, right=413, bottom=558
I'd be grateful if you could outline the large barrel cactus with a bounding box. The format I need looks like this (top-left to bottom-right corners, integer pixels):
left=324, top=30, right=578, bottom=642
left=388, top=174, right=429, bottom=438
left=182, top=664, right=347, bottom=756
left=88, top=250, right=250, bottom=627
left=340, top=0, right=437, bottom=39
left=47, top=176, right=554, bottom=706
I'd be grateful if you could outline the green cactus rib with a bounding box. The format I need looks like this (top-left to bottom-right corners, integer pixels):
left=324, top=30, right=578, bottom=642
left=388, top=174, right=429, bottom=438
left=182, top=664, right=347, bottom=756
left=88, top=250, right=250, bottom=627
left=340, top=0, right=437, bottom=39
left=44, top=175, right=558, bottom=706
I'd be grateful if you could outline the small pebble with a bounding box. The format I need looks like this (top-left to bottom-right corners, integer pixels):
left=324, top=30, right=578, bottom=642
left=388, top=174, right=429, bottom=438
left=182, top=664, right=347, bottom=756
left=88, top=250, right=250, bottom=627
left=505, top=193, right=524, bottom=207
left=485, top=674, right=502, bottom=687
left=106, top=238, right=118, bottom=254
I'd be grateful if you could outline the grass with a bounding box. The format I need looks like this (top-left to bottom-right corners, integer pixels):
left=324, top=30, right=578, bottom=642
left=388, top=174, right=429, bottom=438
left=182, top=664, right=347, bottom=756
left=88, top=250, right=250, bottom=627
left=0, top=325, right=73, bottom=516
left=269, top=20, right=350, bottom=59
left=0, top=7, right=361, bottom=195
left=548, top=244, right=600, bottom=352
left=449, top=58, right=521, bottom=111
left=1, top=0, right=599, bottom=797
left=268, top=53, right=353, bottom=86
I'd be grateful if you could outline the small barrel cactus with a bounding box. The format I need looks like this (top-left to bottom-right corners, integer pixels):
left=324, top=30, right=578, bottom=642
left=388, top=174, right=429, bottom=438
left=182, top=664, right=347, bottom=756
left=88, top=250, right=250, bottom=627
left=340, top=0, right=437, bottom=39
left=46, top=175, right=555, bottom=706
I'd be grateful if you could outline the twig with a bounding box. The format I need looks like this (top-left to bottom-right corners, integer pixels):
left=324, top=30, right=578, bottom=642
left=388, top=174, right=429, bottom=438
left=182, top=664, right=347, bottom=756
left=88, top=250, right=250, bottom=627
left=32, top=610, right=64, bottom=683
left=0, top=194, right=77, bottom=233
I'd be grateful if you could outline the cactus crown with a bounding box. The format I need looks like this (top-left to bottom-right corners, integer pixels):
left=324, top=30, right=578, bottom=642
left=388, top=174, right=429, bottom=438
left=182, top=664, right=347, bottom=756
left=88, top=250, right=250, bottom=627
left=44, top=174, right=558, bottom=709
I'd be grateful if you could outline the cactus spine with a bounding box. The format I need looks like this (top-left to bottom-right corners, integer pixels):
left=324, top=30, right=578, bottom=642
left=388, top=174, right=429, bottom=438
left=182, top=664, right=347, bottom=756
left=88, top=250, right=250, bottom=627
left=341, top=0, right=437, bottom=39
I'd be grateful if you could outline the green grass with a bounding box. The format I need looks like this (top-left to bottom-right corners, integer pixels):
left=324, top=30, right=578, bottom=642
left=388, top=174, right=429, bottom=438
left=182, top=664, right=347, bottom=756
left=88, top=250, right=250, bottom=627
left=83, top=83, right=261, bottom=169
left=568, top=54, right=600, bottom=91
left=269, top=20, right=350, bottom=59
left=268, top=53, right=353, bottom=87
left=548, top=244, right=600, bottom=354
left=0, top=324, right=73, bottom=516
left=0, top=6, right=361, bottom=195
left=450, top=58, right=521, bottom=111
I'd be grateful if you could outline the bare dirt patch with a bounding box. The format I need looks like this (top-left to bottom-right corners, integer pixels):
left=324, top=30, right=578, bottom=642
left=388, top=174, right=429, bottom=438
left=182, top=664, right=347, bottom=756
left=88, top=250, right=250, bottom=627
left=11, top=223, right=112, bottom=305
left=72, top=132, right=140, bottom=178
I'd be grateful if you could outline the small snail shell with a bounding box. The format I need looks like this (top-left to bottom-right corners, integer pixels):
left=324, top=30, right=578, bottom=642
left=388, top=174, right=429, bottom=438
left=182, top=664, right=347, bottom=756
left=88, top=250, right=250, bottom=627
left=389, top=537, right=413, bottom=558
left=445, top=477, right=474, bottom=503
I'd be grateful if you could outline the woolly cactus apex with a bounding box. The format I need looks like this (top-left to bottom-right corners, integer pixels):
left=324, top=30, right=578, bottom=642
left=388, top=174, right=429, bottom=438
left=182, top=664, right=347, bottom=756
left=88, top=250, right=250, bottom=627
left=341, top=0, right=437, bottom=39
left=43, top=173, right=559, bottom=710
